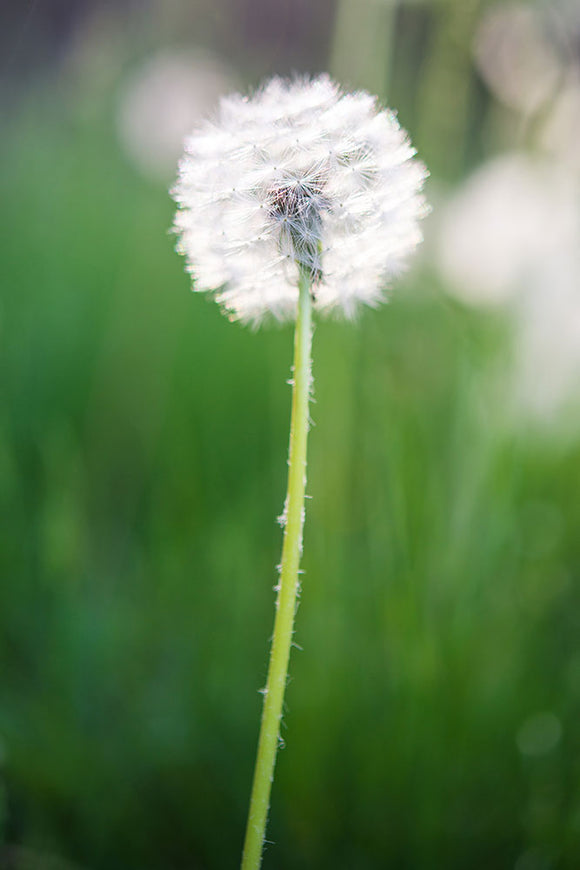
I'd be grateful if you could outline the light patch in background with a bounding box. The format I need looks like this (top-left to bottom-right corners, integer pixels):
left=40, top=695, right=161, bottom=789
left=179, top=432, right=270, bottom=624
left=473, top=3, right=562, bottom=115
left=117, top=49, right=239, bottom=181
left=516, top=712, right=562, bottom=757
left=540, top=71, right=580, bottom=172
left=437, top=154, right=578, bottom=307
left=437, top=153, right=580, bottom=425
left=514, top=847, right=555, bottom=870
left=514, top=250, right=580, bottom=420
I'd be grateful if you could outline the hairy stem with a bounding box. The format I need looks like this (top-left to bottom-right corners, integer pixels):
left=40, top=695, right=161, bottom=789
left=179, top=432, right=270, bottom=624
left=241, top=270, right=313, bottom=870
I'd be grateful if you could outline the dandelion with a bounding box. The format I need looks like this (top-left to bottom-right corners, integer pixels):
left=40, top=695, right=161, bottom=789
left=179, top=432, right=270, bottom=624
left=172, top=74, right=427, bottom=324
left=171, top=75, right=427, bottom=870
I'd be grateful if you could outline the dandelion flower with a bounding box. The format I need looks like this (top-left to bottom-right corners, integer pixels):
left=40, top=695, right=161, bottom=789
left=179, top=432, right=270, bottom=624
left=172, top=75, right=427, bottom=324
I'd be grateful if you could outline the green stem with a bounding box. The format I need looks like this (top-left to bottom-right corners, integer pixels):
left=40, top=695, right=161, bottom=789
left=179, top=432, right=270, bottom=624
left=241, top=269, right=313, bottom=870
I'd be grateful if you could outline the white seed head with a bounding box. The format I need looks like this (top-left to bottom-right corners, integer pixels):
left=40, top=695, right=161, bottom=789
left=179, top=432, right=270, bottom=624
left=171, top=75, right=428, bottom=325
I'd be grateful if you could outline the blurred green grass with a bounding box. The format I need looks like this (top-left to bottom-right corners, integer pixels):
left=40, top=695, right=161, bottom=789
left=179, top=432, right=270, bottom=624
left=1, top=59, right=580, bottom=870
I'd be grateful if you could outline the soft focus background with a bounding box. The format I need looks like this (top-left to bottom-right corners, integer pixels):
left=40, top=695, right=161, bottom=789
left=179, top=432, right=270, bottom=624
left=2, top=1, right=580, bottom=868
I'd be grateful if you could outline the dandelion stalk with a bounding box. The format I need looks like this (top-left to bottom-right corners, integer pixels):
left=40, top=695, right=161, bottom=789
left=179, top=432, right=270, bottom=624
left=241, top=267, right=312, bottom=870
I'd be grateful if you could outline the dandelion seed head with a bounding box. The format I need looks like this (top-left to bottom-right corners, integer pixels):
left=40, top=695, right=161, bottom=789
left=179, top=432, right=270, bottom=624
left=172, top=75, right=428, bottom=325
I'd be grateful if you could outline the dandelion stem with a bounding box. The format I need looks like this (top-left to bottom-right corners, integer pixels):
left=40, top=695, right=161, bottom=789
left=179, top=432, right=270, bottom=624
left=241, top=269, right=313, bottom=870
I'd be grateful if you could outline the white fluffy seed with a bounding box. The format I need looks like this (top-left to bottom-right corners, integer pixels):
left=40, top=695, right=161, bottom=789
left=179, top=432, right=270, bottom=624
left=171, top=75, right=428, bottom=325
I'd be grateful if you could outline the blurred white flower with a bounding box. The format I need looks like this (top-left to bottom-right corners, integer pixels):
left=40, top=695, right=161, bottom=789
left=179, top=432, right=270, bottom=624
left=438, top=153, right=578, bottom=307
left=514, top=247, right=580, bottom=419
left=117, top=49, right=238, bottom=181
left=171, top=75, right=427, bottom=325
left=539, top=71, right=580, bottom=172
left=473, top=3, right=562, bottom=115
left=438, top=152, right=580, bottom=424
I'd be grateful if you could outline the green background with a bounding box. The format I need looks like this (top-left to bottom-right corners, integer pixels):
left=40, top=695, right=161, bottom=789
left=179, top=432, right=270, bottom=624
left=1, top=1, right=579, bottom=868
